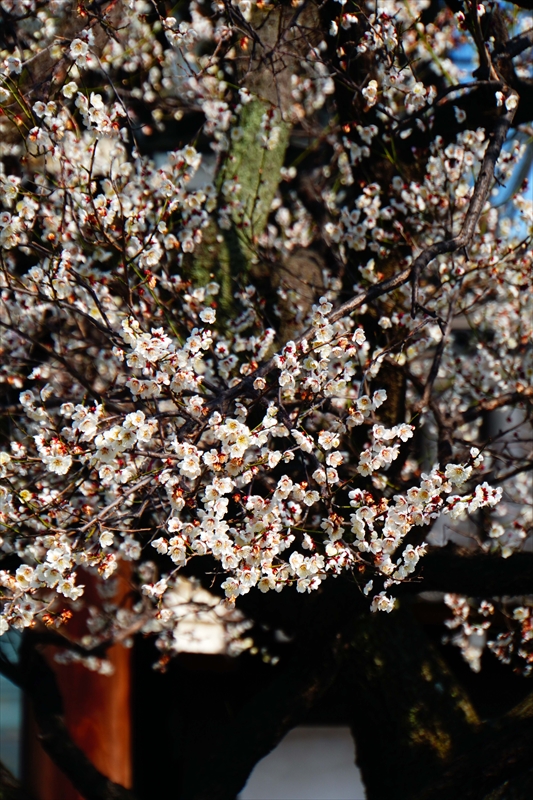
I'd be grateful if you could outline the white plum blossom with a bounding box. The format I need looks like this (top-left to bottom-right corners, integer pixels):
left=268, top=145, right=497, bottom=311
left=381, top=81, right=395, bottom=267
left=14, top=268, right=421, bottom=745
left=363, top=80, right=378, bottom=107
left=0, top=0, right=529, bottom=688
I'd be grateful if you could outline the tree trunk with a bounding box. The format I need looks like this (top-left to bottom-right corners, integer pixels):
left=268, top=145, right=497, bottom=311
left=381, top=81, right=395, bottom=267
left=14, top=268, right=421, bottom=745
left=343, top=602, right=479, bottom=800
left=415, top=692, right=533, bottom=800
left=189, top=2, right=319, bottom=317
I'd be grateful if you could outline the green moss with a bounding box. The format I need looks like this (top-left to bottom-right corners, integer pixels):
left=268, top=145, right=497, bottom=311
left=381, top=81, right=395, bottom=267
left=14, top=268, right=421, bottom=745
left=189, top=100, right=290, bottom=318
left=222, top=100, right=290, bottom=243
left=408, top=704, right=453, bottom=760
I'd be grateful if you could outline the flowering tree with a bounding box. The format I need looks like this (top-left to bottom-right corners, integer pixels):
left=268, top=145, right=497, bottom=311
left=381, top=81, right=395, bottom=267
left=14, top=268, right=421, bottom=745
left=0, top=0, right=532, bottom=798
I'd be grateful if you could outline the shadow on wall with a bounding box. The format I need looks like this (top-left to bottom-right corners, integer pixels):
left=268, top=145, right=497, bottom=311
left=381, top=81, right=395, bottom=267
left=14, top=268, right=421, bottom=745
left=239, top=726, right=366, bottom=800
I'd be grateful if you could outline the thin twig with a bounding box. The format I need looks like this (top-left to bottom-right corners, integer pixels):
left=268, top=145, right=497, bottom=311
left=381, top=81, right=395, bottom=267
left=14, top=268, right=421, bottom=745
left=411, top=105, right=517, bottom=315
left=78, top=474, right=154, bottom=533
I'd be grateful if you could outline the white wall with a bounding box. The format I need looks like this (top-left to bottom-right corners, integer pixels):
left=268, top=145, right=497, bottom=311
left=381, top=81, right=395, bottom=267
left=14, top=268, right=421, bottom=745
left=239, top=726, right=366, bottom=800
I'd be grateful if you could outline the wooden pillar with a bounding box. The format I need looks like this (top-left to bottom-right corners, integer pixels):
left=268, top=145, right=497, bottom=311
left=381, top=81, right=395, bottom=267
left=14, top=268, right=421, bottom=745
left=23, top=568, right=132, bottom=798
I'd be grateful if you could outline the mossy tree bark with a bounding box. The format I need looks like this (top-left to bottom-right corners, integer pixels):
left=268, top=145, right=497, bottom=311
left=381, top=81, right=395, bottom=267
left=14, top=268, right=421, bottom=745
left=343, top=603, right=480, bottom=800
left=415, top=691, right=533, bottom=800
left=188, top=3, right=319, bottom=317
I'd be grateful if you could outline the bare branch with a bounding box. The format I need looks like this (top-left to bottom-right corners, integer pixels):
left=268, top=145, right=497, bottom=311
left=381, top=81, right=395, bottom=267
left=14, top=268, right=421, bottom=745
left=412, top=106, right=517, bottom=314
left=0, top=319, right=126, bottom=413
left=461, top=386, right=533, bottom=423
left=78, top=474, right=154, bottom=533
left=407, top=548, right=533, bottom=598
left=495, top=27, right=533, bottom=60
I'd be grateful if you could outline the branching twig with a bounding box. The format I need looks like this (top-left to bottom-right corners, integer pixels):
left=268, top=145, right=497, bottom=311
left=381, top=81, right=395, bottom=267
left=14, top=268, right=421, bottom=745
left=201, top=105, right=515, bottom=418
left=411, top=106, right=517, bottom=315
left=78, top=474, right=154, bottom=533
left=418, top=302, right=455, bottom=412
left=0, top=319, right=125, bottom=413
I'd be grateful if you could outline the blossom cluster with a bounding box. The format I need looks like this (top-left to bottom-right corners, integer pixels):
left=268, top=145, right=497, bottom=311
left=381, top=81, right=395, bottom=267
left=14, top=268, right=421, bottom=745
left=0, top=0, right=531, bottom=671
left=444, top=594, right=533, bottom=676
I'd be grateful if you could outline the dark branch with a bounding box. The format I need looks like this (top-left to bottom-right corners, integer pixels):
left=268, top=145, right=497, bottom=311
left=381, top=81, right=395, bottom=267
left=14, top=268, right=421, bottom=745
left=460, top=386, right=533, bottom=423
left=495, top=27, right=533, bottom=60
left=411, top=548, right=533, bottom=598
left=0, top=319, right=126, bottom=413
